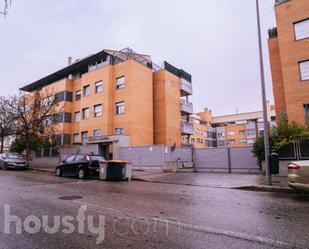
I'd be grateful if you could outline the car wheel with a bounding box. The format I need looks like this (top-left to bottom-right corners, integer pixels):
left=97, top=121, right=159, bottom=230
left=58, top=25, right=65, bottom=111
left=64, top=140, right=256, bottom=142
left=56, top=168, right=62, bottom=177
left=77, top=168, right=86, bottom=179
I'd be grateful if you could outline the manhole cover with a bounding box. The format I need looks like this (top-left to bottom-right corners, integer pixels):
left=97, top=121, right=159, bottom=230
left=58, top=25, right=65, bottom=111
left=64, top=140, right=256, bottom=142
left=59, top=196, right=83, bottom=200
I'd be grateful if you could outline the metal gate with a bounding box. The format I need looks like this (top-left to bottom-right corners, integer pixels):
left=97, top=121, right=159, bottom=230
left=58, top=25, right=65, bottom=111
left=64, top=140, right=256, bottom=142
left=195, top=147, right=259, bottom=174
left=119, top=145, right=165, bottom=171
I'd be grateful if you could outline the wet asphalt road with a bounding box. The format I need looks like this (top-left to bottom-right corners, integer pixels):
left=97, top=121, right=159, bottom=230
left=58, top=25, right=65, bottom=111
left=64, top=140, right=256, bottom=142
left=0, top=170, right=308, bottom=249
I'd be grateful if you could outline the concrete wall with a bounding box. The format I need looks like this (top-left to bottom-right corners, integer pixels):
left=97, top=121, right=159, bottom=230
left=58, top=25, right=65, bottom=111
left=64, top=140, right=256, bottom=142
left=153, top=70, right=182, bottom=147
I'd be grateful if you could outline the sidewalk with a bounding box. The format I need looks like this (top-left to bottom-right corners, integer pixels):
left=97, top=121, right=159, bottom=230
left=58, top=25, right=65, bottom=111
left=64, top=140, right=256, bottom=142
left=29, top=165, right=55, bottom=173
left=132, top=171, right=302, bottom=194
left=28, top=166, right=302, bottom=194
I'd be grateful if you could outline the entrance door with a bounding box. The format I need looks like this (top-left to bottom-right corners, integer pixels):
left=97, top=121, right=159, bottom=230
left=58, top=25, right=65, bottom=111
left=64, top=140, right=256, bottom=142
left=99, top=144, right=110, bottom=160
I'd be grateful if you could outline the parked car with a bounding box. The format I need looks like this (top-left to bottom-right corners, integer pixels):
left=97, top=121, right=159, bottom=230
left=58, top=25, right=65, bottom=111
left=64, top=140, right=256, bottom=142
left=0, top=153, right=29, bottom=170
left=56, top=154, right=105, bottom=179
left=288, top=160, right=309, bottom=192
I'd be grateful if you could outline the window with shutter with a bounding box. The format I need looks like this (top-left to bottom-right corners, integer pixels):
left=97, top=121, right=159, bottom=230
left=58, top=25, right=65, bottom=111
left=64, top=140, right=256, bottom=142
left=294, top=19, right=309, bottom=40
left=299, top=60, right=309, bottom=81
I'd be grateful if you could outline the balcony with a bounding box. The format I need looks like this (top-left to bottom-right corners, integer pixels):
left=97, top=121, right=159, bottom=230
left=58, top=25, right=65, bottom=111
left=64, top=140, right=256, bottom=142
left=180, top=78, right=192, bottom=96
left=180, top=100, right=193, bottom=115
left=181, top=121, right=194, bottom=135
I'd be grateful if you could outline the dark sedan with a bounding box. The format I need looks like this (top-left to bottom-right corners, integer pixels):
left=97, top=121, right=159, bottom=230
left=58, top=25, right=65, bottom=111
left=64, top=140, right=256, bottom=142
left=56, top=154, right=105, bottom=179
left=0, top=153, right=29, bottom=170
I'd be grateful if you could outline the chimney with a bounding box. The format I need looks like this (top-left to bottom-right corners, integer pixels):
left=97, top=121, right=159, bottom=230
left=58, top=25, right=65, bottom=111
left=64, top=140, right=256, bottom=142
left=68, top=56, right=72, bottom=66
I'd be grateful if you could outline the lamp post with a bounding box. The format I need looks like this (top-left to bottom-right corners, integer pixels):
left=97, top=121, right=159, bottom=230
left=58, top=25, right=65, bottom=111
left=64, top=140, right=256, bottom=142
left=255, top=0, right=272, bottom=185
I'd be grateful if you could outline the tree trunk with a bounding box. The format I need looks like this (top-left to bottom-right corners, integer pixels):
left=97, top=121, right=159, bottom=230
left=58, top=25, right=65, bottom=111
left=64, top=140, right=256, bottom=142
left=0, top=135, right=3, bottom=153
left=26, top=141, right=30, bottom=162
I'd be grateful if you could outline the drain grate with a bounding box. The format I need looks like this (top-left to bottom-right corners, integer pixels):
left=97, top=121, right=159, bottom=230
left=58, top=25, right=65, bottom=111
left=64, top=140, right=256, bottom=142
left=59, top=196, right=83, bottom=200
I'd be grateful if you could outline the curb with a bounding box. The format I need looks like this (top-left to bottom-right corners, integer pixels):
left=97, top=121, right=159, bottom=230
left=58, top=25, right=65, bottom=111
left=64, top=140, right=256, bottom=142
left=233, top=185, right=304, bottom=194
left=28, top=168, right=54, bottom=174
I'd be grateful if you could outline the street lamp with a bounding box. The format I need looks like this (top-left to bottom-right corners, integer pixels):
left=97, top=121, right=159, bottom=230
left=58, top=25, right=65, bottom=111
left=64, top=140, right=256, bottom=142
left=255, top=0, right=272, bottom=185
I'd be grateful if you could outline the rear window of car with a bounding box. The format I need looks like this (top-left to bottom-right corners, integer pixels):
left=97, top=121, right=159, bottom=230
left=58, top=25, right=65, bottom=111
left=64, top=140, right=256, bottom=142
left=75, top=155, right=85, bottom=161
left=6, top=154, right=23, bottom=159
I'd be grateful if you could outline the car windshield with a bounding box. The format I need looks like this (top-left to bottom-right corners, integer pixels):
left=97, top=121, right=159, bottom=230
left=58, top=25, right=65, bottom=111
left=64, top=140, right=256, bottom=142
left=6, top=154, right=23, bottom=159
left=89, top=155, right=105, bottom=161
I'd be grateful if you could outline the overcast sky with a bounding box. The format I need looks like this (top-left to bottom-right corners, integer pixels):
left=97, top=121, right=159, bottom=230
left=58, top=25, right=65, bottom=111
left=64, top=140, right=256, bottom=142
left=0, top=0, right=276, bottom=116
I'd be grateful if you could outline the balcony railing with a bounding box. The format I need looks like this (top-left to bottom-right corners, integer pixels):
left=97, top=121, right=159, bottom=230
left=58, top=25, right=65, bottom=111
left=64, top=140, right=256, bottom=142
left=181, top=121, right=194, bottom=135
left=180, top=100, right=193, bottom=115
left=180, top=78, right=192, bottom=96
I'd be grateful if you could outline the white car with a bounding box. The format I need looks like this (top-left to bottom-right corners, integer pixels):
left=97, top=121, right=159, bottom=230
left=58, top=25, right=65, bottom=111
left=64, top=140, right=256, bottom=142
left=0, top=153, right=29, bottom=170
left=288, top=160, right=309, bottom=192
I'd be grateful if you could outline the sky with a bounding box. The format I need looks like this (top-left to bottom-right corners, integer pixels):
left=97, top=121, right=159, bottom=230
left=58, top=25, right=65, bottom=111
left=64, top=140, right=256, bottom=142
left=0, top=0, right=276, bottom=116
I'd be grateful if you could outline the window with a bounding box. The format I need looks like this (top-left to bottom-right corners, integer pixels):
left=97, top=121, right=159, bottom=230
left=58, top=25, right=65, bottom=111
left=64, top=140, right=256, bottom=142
left=73, top=134, right=80, bottom=143
left=239, top=139, right=247, bottom=144
left=95, top=81, right=103, bottom=93
left=74, top=111, right=81, bottom=122
left=94, top=104, right=102, bottom=117
left=83, top=85, right=90, bottom=96
left=65, top=155, right=75, bottom=163
left=228, top=139, right=235, bottom=145
left=116, top=101, right=124, bottom=115
left=239, top=130, right=246, bottom=135
left=218, top=140, right=225, bottom=147
left=228, top=131, right=235, bottom=136
left=299, top=60, right=309, bottom=81
left=217, top=132, right=225, bottom=138
left=294, top=19, right=309, bottom=40
left=93, top=129, right=101, bottom=137
left=247, top=129, right=256, bottom=136
left=304, top=104, right=309, bottom=124
left=81, top=131, right=88, bottom=143
left=191, top=138, right=195, bottom=143
left=115, top=128, right=124, bottom=135
left=43, top=96, right=53, bottom=106
left=75, top=90, right=81, bottom=101
left=82, top=108, right=89, bottom=120
left=116, top=76, right=125, bottom=89
left=75, top=155, right=85, bottom=161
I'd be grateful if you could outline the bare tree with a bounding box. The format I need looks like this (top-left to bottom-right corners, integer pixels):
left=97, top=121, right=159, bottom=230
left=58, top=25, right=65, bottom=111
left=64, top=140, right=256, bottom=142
left=10, top=89, right=61, bottom=160
left=0, top=96, right=16, bottom=152
left=1, top=0, right=12, bottom=16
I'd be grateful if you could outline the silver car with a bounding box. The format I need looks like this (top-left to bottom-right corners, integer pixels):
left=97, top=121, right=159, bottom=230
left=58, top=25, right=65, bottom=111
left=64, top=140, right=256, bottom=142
left=0, top=153, right=29, bottom=170
left=288, top=160, right=309, bottom=192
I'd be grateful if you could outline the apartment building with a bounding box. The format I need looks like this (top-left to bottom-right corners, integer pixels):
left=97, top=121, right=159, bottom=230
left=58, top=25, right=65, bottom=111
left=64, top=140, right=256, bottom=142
left=20, top=48, right=193, bottom=157
left=186, top=108, right=216, bottom=148
left=189, top=105, right=276, bottom=148
left=268, top=0, right=309, bottom=125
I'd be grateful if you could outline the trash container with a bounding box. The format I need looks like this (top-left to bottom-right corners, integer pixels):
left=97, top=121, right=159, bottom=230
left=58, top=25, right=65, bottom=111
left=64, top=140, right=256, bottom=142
left=123, top=162, right=132, bottom=181
left=269, top=152, right=279, bottom=175
left=99, top=160, right=132, bottom=181
left=99, top=161, right=108, bottom=180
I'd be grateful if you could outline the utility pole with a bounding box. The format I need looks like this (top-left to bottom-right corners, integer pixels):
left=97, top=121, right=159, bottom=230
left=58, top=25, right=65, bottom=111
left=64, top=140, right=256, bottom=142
left=255, top=0, right=272, bottom=185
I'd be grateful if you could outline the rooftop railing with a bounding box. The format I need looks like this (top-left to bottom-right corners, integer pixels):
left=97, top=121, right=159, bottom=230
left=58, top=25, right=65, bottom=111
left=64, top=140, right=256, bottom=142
left=275, top=0, right=291, bottom=6
left=268, top=27, right=278, bottom=39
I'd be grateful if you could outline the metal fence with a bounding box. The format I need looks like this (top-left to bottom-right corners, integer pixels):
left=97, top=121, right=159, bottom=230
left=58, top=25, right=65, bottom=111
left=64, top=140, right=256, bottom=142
left=278, top=138, right=309, bottom=160
left=34, top=147, right=59, bottom=158
left=119, top=145, right=258, bottom=174
left=194, top=146, right=260, bottom=174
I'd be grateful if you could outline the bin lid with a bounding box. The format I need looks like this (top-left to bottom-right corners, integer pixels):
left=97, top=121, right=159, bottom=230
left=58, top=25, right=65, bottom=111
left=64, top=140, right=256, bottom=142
left=99, top=160, right=130, bottom=163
